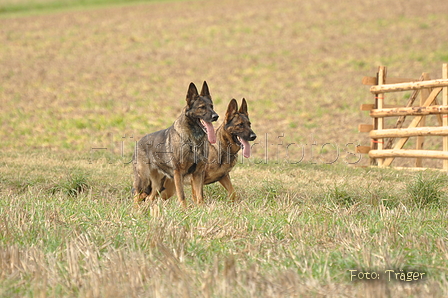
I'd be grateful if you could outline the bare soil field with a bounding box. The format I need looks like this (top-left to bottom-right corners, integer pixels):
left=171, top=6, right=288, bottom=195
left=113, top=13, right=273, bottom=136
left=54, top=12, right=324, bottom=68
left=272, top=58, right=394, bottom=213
left=1, top=0, right=448, bottom=166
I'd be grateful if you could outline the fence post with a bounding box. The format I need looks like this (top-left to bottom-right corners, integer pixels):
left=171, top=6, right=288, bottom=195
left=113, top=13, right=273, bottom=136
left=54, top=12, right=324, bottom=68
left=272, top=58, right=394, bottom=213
left=376, top=66, right=386, bottom=167
left=443, top=63, right=448, bottom=170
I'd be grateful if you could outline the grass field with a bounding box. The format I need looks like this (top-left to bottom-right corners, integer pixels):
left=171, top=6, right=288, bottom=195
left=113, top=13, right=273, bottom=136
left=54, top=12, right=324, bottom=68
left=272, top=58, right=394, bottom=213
left=1, top=0, right=448, bottom=297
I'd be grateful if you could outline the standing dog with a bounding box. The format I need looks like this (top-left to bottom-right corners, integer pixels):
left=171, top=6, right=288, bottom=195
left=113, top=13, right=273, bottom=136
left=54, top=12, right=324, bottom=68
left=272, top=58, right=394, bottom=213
left=133, top=81, right=219, bottom=208
left=204, top=98, right=256, bottom=201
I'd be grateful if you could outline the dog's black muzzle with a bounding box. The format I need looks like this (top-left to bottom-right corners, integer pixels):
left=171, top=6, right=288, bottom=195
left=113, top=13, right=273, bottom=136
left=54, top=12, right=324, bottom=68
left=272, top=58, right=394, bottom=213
left=211, top=113, right=219, bottom=122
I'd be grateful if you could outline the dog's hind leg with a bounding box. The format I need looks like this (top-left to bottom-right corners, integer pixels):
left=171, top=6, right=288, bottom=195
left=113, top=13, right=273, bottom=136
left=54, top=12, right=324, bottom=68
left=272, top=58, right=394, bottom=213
left=146, top=169, right=165, bottom=203
left=133, top=186, right=150, bottom=206
left=218, top=174, right=237, bottom=202
left=160, top=178, right=175, bottom=201
left=133, top=163, right=151, bottom=206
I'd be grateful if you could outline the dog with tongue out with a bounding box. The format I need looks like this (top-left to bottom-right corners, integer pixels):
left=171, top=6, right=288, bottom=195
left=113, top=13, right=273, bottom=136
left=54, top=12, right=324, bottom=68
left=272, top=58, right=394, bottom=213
left=203, top=98, right=257, bottom=202
left=132, top=81, right=219, bottom=208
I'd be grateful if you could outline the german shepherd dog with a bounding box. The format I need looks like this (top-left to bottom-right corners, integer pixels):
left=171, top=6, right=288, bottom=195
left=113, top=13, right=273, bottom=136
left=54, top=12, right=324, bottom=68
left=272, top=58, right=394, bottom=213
left=132, top=81, right=219, bottom=208
left=203, top=98, right=256, bottom=201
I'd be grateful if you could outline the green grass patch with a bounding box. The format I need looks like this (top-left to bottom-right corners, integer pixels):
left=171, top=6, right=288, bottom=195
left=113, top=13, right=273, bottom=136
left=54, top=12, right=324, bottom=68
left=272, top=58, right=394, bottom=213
left=0, top=0, right=178, bottom=16
left=406, top=172, right=447, bottom=207
left=49, top=171, right=91, bottom=197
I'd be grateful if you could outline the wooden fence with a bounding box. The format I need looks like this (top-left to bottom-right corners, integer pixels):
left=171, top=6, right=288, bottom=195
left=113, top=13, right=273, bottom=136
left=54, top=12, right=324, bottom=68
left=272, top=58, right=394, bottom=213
left=357, top=64, right=448, bottom=170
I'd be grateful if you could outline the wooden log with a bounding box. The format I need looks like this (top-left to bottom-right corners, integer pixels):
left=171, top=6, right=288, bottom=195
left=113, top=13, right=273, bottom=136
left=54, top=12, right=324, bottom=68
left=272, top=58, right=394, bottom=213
left=361, top=104, right=404, bottom=111
left=444, top=64, right=448, bottom=170
left=369, top=149, right=448, bottom=160
left=360, top=104, right=375, bottom=111
left=386, top=166, right=447, bottom=172
left=370, top=105, right=448, bottom=118
left=370, top=79, right=448, bottom=94
left=370, top=127, right=448, bottom=138
left=362, top=76, right=377, bottom=86
left=376, top=66, right=386, bottom=166
left=355, top=146, right=371, bottom=154
left=385, top=104, right=407, bottom=108
left=362, top=77, right=418, bottom=86
left=359, top=124, right=373, bottom=132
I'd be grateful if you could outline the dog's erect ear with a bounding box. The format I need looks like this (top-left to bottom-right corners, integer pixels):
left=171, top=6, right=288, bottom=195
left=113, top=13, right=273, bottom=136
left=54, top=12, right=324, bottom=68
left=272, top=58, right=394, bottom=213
left=239, top=98, right=248, bottom=116
left=225, top=99, right=238, bottom=121
left=186, top=82, right=199, bottom=105
left=200, top=81, right=210, bottom=97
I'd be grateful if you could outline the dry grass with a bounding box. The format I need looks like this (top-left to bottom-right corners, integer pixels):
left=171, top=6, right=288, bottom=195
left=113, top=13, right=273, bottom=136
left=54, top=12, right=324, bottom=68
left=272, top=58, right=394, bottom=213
left=1, top=152, right=448, bottom=297
left=1, top=0, right=448, bottom=296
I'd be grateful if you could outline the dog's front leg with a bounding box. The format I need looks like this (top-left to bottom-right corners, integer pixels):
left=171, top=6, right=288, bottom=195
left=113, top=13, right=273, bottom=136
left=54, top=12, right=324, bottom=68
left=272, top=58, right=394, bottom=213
left=191, top=178, right=197, bottom=204
left=191, top=171, right=205, bottom=205
left=173, top=169, right=187, bottom=208
left=218, top=174, right=237, bottom=202
left=160, top=178, right=175, bottom=201
left=133, top=190, right=149, bottom=207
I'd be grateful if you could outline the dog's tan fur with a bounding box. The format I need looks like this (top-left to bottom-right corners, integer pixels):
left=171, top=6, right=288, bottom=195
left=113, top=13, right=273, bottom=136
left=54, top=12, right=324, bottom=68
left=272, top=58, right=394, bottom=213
left=203, top=98, right=256, bottom=201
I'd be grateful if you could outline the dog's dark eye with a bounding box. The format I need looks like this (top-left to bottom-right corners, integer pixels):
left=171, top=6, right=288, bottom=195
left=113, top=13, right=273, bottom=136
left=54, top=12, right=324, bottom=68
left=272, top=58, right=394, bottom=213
left=199, top=106, right=205, bottom=110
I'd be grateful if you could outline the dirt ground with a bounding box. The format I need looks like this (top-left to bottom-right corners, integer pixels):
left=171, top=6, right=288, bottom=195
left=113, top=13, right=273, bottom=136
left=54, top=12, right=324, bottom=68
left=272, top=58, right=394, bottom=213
left=1, top=0, right=448, bottom=167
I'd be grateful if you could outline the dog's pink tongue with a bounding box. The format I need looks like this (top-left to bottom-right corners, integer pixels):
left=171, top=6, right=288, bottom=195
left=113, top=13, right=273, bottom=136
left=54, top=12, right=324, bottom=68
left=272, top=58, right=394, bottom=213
left=202, top=120, right=216, bottom=144
left=239, top=137, right=251, bottom=158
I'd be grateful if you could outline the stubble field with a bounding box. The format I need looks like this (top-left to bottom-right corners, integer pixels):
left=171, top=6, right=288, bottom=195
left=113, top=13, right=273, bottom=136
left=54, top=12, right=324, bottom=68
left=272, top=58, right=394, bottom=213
left=1, top=0, right=448, bottom=297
